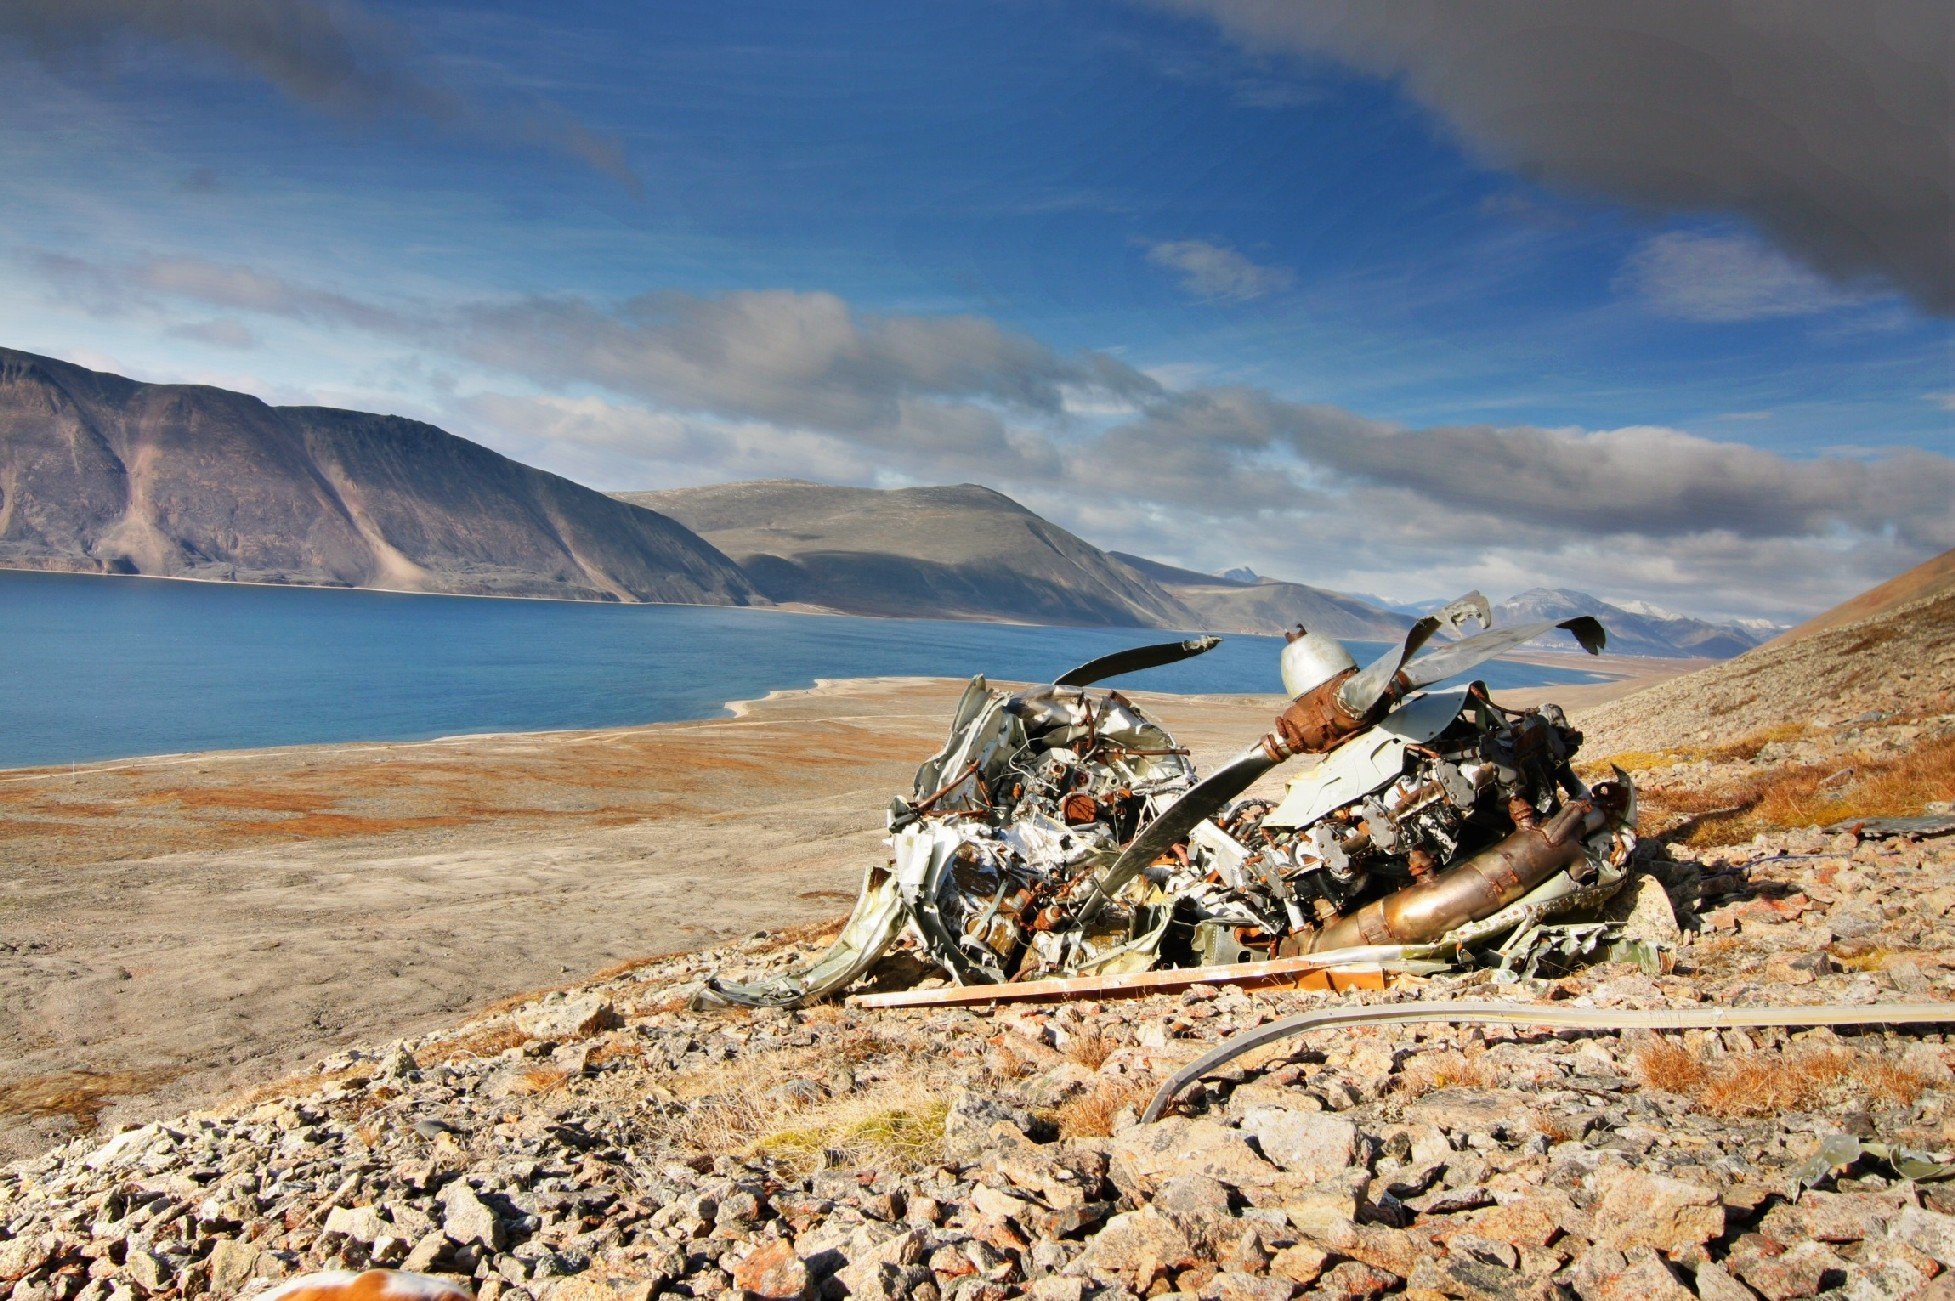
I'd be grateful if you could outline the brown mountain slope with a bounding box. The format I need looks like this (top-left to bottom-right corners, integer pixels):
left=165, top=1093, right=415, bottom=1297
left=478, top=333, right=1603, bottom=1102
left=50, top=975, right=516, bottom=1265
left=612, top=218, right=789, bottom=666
left=0, top=348, right=755, bottom=605
left=619, top=480, right=1202, bottom=628
left=1767, top=547, right=1955, bottom=647
left=1578, top=582, right=1955, bottom=758
left=1111, top=550, right=1408, bottom=641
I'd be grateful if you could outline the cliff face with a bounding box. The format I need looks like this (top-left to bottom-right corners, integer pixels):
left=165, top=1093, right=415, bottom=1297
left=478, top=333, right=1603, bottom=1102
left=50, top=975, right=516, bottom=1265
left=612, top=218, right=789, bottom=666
left=0, top=349, right=755, bottom=605
left=622, top=480, right=1203, bottom=629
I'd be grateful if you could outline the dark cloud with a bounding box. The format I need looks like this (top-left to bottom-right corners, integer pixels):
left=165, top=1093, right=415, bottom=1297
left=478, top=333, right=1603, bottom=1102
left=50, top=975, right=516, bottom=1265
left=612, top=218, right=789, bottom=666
left=0, top=0, right=638, bottom=188
left=1154, top=0, right=1954, bottom=312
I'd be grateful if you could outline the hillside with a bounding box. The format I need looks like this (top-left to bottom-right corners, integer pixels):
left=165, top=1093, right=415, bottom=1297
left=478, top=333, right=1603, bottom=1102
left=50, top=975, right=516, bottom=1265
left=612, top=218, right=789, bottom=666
left=0, top=349, right=755, bottom=605
left=1111, top=551, right=1409, bottom=641
left=620, top=480, right=1200, bottom=628
left=1767, top=547, right=1955, bottom=647
left=1496, top=587, right=1774, bottom=660
left=1579, top=579, right=1955, bottom=759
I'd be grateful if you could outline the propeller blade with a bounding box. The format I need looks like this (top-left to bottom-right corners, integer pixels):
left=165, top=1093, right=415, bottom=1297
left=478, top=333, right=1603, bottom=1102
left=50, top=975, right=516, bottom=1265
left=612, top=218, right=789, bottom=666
left=1432, top=590, right=1493, bottom=635
left=1397, top=616, right=1606, bottom=692
left=1055, top=635, right=1222, bottom=688
left=1087, top=742, right=1282, bottom=911
left=1336, top=614, right=1447, bottom=717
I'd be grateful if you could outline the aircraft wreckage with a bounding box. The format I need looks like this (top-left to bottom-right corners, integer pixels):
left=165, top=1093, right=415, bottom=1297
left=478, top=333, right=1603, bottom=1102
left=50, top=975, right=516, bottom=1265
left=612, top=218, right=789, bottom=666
left=702, top=595, right=1639, bottom=1009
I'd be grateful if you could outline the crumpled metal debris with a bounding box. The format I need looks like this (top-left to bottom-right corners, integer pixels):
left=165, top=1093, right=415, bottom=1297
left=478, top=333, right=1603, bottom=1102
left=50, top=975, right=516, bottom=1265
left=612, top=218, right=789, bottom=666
left=699, top=597, right=1638, bottom=1009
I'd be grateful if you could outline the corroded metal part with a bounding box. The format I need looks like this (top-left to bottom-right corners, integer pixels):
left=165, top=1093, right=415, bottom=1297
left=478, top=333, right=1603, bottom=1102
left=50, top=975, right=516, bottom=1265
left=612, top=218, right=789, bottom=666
left=1306, top=799, right=1603, bottom=952
left=705, top=598, right=1640, bottom=1009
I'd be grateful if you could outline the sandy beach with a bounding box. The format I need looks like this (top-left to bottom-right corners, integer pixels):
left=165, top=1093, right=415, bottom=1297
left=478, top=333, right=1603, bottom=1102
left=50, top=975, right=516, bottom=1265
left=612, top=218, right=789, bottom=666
left=0, top=659, right=1678, bottom=1161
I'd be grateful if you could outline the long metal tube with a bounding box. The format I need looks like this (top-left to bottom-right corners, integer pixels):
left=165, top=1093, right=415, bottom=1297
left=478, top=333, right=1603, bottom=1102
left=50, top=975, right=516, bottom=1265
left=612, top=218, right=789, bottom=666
left=1307, top=799, right=1603, bottom=952
left=1143, top=1000, right=1955, bottom=1122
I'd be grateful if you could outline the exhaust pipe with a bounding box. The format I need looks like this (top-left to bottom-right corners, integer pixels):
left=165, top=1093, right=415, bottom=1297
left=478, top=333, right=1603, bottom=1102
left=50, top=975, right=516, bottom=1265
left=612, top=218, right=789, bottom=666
left=1307, top=799, right=1604, bottom=952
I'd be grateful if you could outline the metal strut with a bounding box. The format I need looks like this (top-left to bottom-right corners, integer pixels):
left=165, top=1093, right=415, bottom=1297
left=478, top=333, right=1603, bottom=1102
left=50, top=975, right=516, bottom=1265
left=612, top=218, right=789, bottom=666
left=1142, top=998, right=1955, bottom=1123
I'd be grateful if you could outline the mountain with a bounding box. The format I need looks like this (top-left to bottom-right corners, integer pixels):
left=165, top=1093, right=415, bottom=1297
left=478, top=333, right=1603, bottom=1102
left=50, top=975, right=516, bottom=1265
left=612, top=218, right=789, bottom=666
left=619, top=480, right=1199, bottom=628
left=0, top=349, right=755, bottom=605
left=1110, top=551, right=1410, bottom=641
left=1213, top=566, right=1263, bottom=584
left=1495, top=587, right=1777, bottom=659
left=1766, top=548, right=1955, bottom=648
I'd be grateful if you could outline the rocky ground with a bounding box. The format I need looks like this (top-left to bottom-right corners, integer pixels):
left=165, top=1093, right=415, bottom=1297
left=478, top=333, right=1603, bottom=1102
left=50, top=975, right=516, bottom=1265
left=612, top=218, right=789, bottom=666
left=4, top=593, right=1950, bottom=1299
left=2, top=806, right=1952, bottom=1300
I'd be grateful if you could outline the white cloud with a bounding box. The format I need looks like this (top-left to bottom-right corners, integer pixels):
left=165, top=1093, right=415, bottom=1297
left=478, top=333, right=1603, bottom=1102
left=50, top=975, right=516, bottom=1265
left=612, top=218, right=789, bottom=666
left=1619, top=231, right=1874, bottom=322
left=1144, top=239, right=1295, bottom=301
left=21, top=249, right=1950, bottom=619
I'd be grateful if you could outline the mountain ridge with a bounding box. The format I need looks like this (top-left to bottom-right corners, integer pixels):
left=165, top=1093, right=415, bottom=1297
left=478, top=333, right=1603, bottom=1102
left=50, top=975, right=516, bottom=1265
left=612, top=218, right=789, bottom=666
left=618, top=479, right=1202, bottom=629
left=0, top=348, right=759, bottom=606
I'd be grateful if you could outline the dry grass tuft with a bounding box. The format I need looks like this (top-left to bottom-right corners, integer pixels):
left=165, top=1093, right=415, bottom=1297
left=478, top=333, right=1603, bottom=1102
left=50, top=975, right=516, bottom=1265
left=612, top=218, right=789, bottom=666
left=1637, top=734, right=1955, bottom=847
left=513, top=1066, right=573, bottom=1096
left=986, top=1041, right=1039, bottom=1081
left=1066, top=1032, right=1118, bottom=1070
left=1051, top=1078, right=1156, bottom=1139
left=1631, top=1037, right=1939, bottom=1118
left=0, top=1068, right=180, bottom=1130
left=1396, top=1049, right=1496, bottom=1099
left=750, top=1093, right=950, bottom=1175
left=420, top=1023, right=533, bottom=1064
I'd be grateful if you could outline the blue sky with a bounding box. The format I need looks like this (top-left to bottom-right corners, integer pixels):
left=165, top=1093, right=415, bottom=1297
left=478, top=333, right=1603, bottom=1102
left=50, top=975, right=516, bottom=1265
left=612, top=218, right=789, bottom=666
left=1, top=0, right=1949, bottom=620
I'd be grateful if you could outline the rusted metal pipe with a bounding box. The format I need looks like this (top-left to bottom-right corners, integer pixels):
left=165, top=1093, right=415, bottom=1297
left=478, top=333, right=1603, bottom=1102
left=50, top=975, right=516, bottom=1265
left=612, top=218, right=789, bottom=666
left=1307, top=799, right=1603, bottom=952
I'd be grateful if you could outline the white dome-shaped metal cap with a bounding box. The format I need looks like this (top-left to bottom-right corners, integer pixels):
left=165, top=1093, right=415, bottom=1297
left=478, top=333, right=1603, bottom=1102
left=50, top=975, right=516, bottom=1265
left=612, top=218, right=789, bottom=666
left=1279, top=626, right=1358, bottom=697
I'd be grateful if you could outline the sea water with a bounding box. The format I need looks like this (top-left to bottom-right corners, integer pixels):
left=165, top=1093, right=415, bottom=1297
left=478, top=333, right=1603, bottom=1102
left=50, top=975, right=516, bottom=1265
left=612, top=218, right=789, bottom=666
left=0, top=569, right=1603, bottom=768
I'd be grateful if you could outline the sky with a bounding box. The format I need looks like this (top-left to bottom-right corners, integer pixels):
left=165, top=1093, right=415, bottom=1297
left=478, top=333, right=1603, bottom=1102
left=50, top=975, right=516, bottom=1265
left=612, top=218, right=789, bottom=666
left=0, top=0, right=1949, bottom=623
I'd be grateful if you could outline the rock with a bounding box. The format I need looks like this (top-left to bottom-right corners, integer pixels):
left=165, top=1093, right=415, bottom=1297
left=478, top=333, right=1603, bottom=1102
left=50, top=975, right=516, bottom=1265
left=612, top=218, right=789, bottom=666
left=1315, top=1259, right=1399, bottom=1299
left=323, top=1204, right=388, bottom=1242
left=1241, top=1107, right=1358, bottom=1181
left=205, top=1239, right=262, bottom=1294
left=833, top=1227, right=928, bottom=1300
left=438, top=1180, right=506, bottom=1251
left=1691, top=1261, right=1757, bottom=1301
left=124, top=1249, right=171, bottom=1292
left=1469, top=1195, right=1566, bottom=1248
left=1601, top=872, right=1683, bottom=946
left=538, top=1276, right=658, bottom=1301
left=1732, top=1240, right=1848, bottom=1300
left=1889, top=1206, right=1955, bottom=1266
left=1587, top=1169, right=1723, bottom=1256
left=516, top=995, right=621, bottom=1041
left=1278, top=1170, right=1367, bottom=1241
left=1071, top=1207, right=1199, bottom=1290
left=1199, top=1271, right=1293, bottom=1300
left=1109, top=1118, right=1282, bottom=1200
left=1844, top=1239, right=1934, bottom=1300
left=401, top=1233, right=450, bottom=1273
left=1271, top=1241, right=1330, bottom=1287
left=1151, top=1174, right=1234, bottom=1240
left=732, top=1238, right=809, bottom=1299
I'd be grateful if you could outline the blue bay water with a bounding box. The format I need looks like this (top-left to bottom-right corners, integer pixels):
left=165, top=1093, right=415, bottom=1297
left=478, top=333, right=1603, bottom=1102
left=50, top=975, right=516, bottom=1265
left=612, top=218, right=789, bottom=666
left=0, top=569, right=1603, bottom=769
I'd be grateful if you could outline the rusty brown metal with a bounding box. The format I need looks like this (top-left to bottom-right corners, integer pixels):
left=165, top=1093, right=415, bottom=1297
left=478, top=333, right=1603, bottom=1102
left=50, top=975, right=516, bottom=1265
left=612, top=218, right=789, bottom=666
left=848, top=953, right=1399, bottom=1008
left=1306, top=799, right=1602, bottom=952
left=1267, top=667, right=1373, bottom=758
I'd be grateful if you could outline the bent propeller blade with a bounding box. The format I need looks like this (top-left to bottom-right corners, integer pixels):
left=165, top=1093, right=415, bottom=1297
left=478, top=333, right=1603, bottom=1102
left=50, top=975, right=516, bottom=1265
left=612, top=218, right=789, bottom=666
left=1055, top=635, right=1222, bottom=688
left=1088, top=742, right=1281, bottom=910
left=1397, top=616, right=1606, bottom=692
left=1336, top=614, right=1445, bottom=717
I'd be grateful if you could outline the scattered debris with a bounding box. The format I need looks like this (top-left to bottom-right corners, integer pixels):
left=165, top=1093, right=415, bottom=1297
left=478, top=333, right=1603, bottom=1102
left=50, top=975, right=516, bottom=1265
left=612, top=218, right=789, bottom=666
left=704, top=598, right=1638, bottom=1007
